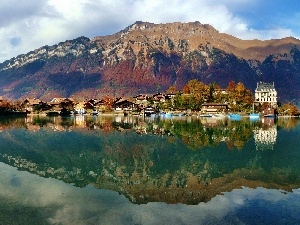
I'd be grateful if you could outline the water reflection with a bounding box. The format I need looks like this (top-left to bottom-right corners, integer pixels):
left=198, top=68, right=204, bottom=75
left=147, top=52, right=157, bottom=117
left=0, top=115, right=299, bottom=206
left=1, top=162, right=300, bottom=225
left=253, top=118, right=277, bottom=151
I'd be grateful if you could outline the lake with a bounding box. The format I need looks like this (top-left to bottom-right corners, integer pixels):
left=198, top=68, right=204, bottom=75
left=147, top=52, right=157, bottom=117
left=0, top=114, right=299, bottom=225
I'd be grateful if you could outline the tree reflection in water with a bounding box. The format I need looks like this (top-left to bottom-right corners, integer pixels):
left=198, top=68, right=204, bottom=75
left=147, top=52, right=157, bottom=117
left=0, top=115, right=299, bottom=205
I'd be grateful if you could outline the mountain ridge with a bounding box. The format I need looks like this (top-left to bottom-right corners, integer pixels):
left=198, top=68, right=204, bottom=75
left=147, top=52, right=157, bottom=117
left=0, top=21, right=299, bottom=104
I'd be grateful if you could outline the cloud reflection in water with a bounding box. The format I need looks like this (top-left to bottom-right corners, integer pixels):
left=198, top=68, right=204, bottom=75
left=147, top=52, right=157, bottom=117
left=1, top=162, right=300, bottom=225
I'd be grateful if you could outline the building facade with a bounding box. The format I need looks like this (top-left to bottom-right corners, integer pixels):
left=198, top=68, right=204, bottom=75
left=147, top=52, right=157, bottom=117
left=255, top=82, right=277, bottom=108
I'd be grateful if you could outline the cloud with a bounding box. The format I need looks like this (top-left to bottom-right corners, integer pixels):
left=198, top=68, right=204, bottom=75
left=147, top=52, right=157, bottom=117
left=0, top=0, right=298, bottom=63
left=0, top=0, right=48, bottom=27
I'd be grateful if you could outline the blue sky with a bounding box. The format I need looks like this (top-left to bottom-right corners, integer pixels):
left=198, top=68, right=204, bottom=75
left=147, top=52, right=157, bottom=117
left=0, top=0, right=299, bottom=63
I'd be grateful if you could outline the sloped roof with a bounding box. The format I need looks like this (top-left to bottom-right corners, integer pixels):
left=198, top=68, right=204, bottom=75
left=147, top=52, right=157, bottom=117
left=114, top=97, right=134, bottom=105
left=256, top=82, right=276, bottom=91
left=49, top=97, right=75, bottom=105
left=24, top=98, right=41, bottom=105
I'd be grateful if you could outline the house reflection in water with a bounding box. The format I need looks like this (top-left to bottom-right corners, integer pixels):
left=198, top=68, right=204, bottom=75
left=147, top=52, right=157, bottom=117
left=74, top=115, right=86, bottom=127
left=253, top=118, right=277, bottom=151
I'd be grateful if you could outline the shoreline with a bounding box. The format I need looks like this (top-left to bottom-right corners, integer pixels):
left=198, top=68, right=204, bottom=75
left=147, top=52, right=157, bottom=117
left=22, top=112, right=300, bottom=118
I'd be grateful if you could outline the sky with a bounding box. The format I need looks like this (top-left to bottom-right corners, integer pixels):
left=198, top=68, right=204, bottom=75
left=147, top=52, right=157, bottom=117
left=0, top=0, right=299, bottom=63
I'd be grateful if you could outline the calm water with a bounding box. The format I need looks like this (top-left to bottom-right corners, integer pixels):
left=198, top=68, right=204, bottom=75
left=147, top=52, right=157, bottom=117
left=0, top=114, right=299, bottom=225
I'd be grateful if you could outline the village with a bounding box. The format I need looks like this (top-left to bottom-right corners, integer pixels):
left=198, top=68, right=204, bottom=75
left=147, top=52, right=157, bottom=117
left=0, top=81, right=299, bottom=118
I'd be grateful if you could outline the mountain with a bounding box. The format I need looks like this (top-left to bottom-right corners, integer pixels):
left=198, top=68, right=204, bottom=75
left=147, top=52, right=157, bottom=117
left=0, top=21, right=300, bottom=104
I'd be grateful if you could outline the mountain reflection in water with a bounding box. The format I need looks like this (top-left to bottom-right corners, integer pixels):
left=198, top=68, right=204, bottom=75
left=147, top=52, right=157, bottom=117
left=0, top=115, right=300, bottom=224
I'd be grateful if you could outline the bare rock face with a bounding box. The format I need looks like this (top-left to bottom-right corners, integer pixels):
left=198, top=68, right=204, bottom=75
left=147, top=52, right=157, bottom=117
left=0, top=21, right=300, bottom=103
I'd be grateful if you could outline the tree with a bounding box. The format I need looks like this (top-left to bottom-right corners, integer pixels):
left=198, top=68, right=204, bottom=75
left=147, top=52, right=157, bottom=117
left=227, top=80, right=236, bottom=91
left=278, top=102, right=299, bottom=116
left=208, top=82, right=219, bottom=102
left=181, top=79, right=210, bottom=109
left=60, top=99, right=74, bottom=115
left=166, top=85, right=177, bottom=94
left=225, top=82, right=253, bottom=112
left=0, top=100, right=13, bottom=112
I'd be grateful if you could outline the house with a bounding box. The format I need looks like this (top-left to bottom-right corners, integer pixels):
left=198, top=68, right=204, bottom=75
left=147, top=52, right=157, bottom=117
left=49, top=98, right=75, bottom=105
left=74, top=101, right=86, bottom=114
left=165, top=91, right=178, bottom=100
left=38, top=101, right=52, bottom=111
left=255, top=82, right=277, bottom=108
left=94, top=98, right=114, bottom=112
left=134, top=94, right=148, bottom=102
left=152, top=93, right=165, bottom=103
left=134, top=94, right=149, bottom=108
left=48, top=98, right=75, bottom=112
left=48, top=98, right=64, bottom=110
left=22, top=98, right=42, bottom=113
left=201, top=103, right=228, bottom=114
left=213, top=88, right=230, bottom=97
left=262, top=107, right=277, bottom=117
left=74, top=99, right=97, bottom=114
left=113, top=98, right=135, bottom=112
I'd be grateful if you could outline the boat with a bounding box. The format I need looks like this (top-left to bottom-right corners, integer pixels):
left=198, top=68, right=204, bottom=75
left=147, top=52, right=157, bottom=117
left=228, top=113, right=242, bottom=120
left=212, top=113, right=226, bottom=118
left=249, top=113, right=260, bottom=121
left=198, top=113, right=213, bottom=117
left=264, top=114, right=275, bottom=118
left=144, top=107, right=156, bottom=116
left=160, top=112, right=172, bottom=118
left=250, top=113, right=260, bottom=118
left=164, top=112, right=172, bottom=118
left=172, top=111, right=184, bottom=116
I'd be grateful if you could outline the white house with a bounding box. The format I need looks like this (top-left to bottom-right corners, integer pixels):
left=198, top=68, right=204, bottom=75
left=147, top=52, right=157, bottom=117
left=255, top=82, right=277, bottom=108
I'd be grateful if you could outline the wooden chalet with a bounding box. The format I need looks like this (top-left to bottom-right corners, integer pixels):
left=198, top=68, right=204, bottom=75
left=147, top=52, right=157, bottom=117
left=113, top=98, right=135, bottom=112
left=22, top=98, right=42, bottom=113
left=165, top=91, right=178, bottom=100
left=152, top=93, right=165, bottom=103
left=92, top=99, right=110, bottom=112
left=201, top=103, right=228, bottom=114
left=49, top=98, right=75, bottom=105
left=134, top=94, right=148, bottom=102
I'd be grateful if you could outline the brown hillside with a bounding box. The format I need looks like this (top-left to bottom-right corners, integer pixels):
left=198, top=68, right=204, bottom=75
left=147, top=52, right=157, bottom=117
left=92, top=21, right=300, bottom=61
left=0, top=21, right=299, bottom=103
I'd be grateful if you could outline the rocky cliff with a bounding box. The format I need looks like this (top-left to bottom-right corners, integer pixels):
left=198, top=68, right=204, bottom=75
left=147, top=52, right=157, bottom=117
left=0, top=21, right=300, bottom=103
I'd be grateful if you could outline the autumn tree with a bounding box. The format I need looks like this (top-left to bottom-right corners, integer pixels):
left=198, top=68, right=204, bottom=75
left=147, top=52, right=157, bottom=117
left=278, top=102, right=299, bottom=116
left=180, top=79, right=210, bottom=109
left=166, top=85, right=177, bottom=94
left=0, top=100, right=13, bottom=112
left=226, top=82, right=253, bottom=112
left=234, top=82, right=253, bottom=110
left=227, top=80, right=236, bottom=91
